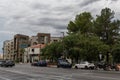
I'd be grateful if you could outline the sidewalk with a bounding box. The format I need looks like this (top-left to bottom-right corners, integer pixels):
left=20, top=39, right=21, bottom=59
left=47, top=65, right=57, bottom=68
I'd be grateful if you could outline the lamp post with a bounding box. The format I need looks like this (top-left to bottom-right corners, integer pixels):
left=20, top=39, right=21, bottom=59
left=61, top=32, right=65, bottom=59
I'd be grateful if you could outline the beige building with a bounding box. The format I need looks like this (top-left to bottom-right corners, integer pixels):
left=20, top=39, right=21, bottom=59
left=30, top=33, right=51, bottom=46
left=37, top=33, right=51, bottom=44
left=24, top=44, right=45, bottom=63
left=50, top=37, right=61, bottom=43
left=3, top=33, right=53, bottom=62
left=0, top=54, right=3, bottom=59
left=3, top=40, right=14, bottom=60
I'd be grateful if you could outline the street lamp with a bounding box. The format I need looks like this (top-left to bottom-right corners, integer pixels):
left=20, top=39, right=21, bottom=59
left=60, top=32, right=65, bottom=59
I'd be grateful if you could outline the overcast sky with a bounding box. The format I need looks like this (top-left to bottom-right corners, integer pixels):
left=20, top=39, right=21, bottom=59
left=0, top=0, right=120, bottom=53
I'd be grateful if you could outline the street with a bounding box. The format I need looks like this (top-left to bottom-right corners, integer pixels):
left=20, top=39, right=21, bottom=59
left=0, top=64, right=120, bottom=80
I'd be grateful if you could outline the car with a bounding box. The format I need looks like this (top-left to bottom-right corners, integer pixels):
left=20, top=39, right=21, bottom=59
left=74, top=61, right=95, bottom=69
left=0, top=60, right=6, bottom=67
left=31, top=61, right=38, bottom=66
left=31, top=60, right=47, bottom=67
left=1, top=60, right=15, bottom=67
left=57, top=58, right=72, bottom=68
left=37, top=60, right=47, bottom=67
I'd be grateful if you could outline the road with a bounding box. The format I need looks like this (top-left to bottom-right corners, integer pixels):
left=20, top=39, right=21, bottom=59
left=0, top=64, right=120, bottom=80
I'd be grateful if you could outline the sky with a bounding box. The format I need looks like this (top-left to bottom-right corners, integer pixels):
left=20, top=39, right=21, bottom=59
left=0, top=0, right=120, bottom=53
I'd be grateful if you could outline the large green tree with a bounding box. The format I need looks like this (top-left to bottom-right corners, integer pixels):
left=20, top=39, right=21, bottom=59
left=94, top=8, right=120, bottom=45
left=67, top=12, right=93, bottom=34
left=41, top=42, right=63, bottom=62
left=94, top=8, right=120, bottom=64
left=63, top=33, right=108, bottom=63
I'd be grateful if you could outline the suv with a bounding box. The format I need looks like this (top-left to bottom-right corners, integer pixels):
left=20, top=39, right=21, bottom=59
left=57, top=58, right=72, bottom=68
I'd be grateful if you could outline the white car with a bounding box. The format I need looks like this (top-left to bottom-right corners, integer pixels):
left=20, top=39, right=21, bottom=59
left=74, top=61, right=95, bottom=69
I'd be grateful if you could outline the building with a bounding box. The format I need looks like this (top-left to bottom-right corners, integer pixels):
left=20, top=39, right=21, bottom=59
left=29, top=33, right=51, bottom=46
left=3, top=33, right=52, bottom=63
left=24, top=44, right=45, bottom=63
left=14, top=34, right=29, bottom=62
left=3, top=40, right=14, bottom=60
left=0, top=54, right=3, bottom=59
left=50, top=37, right=61, bottom=43
left=37, top=33, right=50, bottom=44
left=29, top=36, right=38, bottom=46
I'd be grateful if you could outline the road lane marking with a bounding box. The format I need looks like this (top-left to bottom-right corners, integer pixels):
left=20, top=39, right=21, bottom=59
left=0, top=68, right=72, bottom=80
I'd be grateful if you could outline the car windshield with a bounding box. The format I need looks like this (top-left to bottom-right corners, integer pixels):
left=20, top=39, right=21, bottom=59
left=60, top=61, right=69, bottom=64
left=80, top=61, right=88, bottom=64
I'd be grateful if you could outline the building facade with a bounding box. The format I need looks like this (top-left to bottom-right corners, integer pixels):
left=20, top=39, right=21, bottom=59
left=50, top=37, right=61, bottom=43
left=37, top=33, right=50, bottom=44
left=14, top=34, right=29, bottom=62
left=29, top=33, right=51, bottom=46
left=3, top=40, right=14, bottom=60
left=24, top=44, right=45, bottom=63
left=3, top=33, right=53, bottom=63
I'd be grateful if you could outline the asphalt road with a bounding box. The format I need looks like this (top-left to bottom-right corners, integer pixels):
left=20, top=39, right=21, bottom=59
left=0, top=64, right=120, bottom=80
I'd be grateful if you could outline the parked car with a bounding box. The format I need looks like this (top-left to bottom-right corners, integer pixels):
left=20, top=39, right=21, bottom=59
left=1, top=60, right=15, bottom=67
left=0, top=60, right=6, bottom=67
left=57, top=58, right=72, bottom=68
left=74, top=61, right=95, bottom=69
left=31, top=61, right=38, bottom=66
left=31, top=60, right=47, bottom=67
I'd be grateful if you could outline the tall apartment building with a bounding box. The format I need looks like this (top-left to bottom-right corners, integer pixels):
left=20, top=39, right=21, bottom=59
left=30, top=33, right=51, bottom=46
left=14, top=34, right=29, bottom=62
left=37, top=33, right=50, bottom=44
left=3, top=40, right=14, bottom=60
left=29, top=36, right=38, bottom=46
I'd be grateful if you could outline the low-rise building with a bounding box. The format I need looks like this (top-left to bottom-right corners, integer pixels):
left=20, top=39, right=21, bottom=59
left=50, top=37, right=61, bottom=43
left=24, top=44, right=45, bottom=63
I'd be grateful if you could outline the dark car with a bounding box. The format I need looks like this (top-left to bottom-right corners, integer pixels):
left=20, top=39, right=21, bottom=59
left=31, top=61, right=38, bottom=66
left=57, top=58, right=72, bottom=68
left=31, top=60, right=47, bottom=67
left=0, top=60, right=6, bottom=67
left=37, top=60, right=47, bottom=67
left=1, top=60, right=15, bottom=67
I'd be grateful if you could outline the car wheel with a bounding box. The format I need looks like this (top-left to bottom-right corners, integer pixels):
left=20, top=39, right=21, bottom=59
left=85, top=66, right=88, bottom=69
left=75, top=66, right=78, bottom=69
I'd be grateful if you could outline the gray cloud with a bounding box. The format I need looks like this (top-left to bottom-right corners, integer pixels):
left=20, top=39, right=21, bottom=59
left=80, top=0, right=101, bottom=7
left=0, top=0, right=120, bottom=53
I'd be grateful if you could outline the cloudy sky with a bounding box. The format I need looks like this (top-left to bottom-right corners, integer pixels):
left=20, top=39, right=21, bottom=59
left=0, top=0, right=120, bottom=53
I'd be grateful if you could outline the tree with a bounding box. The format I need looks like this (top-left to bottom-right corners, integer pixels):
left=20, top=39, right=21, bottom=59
left=63, top=33, right=107, bottom=63
left=41, top=42, right=63, bottom=62
left=67, top=12, right=93, bottom=34
left=20, top=48, right=25, bottom=63
left=94, top=7, right=120, bottom=64
left=112, top=43, right=120, bottom=63
left=94, top=7, right=120, bottom=45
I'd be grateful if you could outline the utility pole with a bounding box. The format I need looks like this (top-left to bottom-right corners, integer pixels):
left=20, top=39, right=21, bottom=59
left=61, top=32, right=65, bottom=59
